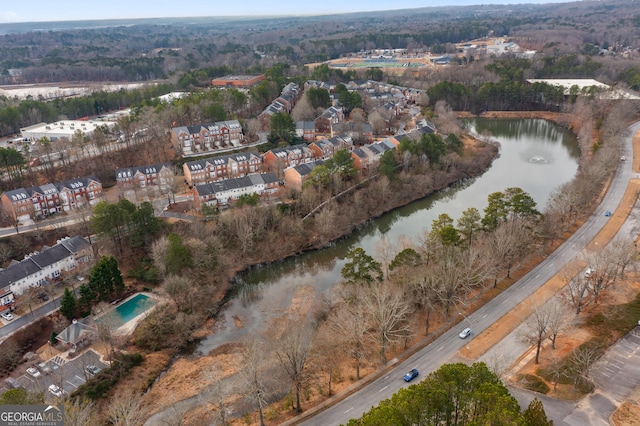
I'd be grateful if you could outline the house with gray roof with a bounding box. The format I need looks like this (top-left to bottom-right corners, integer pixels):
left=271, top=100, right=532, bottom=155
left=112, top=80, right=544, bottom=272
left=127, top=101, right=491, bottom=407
left=116, top=163, right=174, bottom=191
left=183, top=152, right=262, bottom=187
left=171, top=120, right=244, bottom=156
left=192, top=172, right=280, bottom=209
left=0, top=235, right=92, bottom=296
left=2, top=176, right=102, bottom=221
left=284, top=160, right=326, bottom=191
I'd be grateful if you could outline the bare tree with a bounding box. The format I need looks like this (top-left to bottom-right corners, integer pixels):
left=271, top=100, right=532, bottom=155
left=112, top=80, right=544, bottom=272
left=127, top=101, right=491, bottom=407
left=561, top=272, right=593, bottom=315
left=582, top=247, right=621, bottom=304
left=568, top=343, right=602, bottom=390
left=239, top=337, right=269, bottom=426
left=204, top=367, right=234, bottom=426
left=521, top=301, right=551, bottom=364
left=62, top=398, right=95, bottom=426
left=361, top=282, right=413, bottom=365
left=107, top=390, right=148, bottom=426
left=150, top=236, right=169, bottom=278
left=273, top=316, right=313, bottom=413
left=328, top=299, right=369, bottom=380
left=546, top=298, right=572, bottom=350
left=291, top=94, right=316, bottom=121
left=411, top=270, right=439, bottom=335
left=311, top=326, right=343, bottom=397
left=606, top=237, right=636, bottom=279
left=374, top=235, right=396, bottom=280
left=163, top=275, right=193, bottom=312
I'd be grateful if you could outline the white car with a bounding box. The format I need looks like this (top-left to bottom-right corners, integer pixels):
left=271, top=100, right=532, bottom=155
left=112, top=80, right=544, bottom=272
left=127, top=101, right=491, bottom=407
left=459, top=327, right=472, bottom=339
left=48, top=384, right=63, bottom=398
left=585, top=268, right=595, bottom=278
left=26, top=367, right=41, bottom=378
left=621, top=156, right=626, bottom=161
left=1, top=312, right=14, bottom=321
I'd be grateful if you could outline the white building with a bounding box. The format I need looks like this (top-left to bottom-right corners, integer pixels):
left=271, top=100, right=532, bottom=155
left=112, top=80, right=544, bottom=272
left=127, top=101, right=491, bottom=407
left=20, top=120, right=116, bottom=142
left=0, top=236, right=93, bottom=296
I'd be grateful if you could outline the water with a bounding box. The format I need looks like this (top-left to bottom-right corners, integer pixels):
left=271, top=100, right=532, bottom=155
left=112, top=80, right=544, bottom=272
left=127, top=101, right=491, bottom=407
left=97, top=293, right=155, bottom=328
left=198, top=118, right=579, bottom=354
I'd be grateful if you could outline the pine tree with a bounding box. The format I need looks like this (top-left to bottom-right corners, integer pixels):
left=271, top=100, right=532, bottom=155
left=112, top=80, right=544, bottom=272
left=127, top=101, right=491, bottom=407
left=60, top=287, right=77, bottom=320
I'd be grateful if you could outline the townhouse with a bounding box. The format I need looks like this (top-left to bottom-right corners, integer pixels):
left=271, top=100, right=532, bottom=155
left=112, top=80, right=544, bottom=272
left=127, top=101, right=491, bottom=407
left=0, top=235, right=93, bottom=296
left=258, top=83, right=300, bottom=130
left=351, top=137, right=400, bottom=171
left=171, top=120, right=244, bottom=156
left=308, top=136, right=353, bottom=160
left=116, top=163, right=175, bottom=191
left=314, top=106, right=344, bottom=135
left=55, top=176, right=103, bottom=212
left=330, top=121, right=373, bottom=143
left=1, top=176, right=102, bottom=222
left=263, top=145, right=316, bottom=173
left=284, top=161, right=326, bottom=191
left=183, top=152, right=262, bottom=187
left=193, top=172, right=279, bottom=208
left=295, top=121, right=316, bottom=141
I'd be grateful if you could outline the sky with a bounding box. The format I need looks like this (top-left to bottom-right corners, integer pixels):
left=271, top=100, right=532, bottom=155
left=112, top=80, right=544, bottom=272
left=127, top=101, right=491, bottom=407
left=1, top=0, right=563, bottom=23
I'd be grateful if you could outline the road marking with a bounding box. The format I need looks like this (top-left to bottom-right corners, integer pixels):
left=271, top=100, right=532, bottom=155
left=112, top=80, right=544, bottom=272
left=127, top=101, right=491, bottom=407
left=379, top=385, right=388, bottom=393
left=482, top=314, right=488, bottom=318
left=534, top=273, right=540, bottom=279
left=344, top=407, right=353, bottom=414
left=65, top=381, right=78, bottom=388
left=437, top=346, right=444, bottom=352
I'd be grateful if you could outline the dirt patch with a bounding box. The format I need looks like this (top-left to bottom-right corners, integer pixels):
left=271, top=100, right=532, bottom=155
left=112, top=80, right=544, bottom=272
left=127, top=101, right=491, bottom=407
left=612, top=400, right=640, bottom=426
left=142, top=351, right=241, bottom=415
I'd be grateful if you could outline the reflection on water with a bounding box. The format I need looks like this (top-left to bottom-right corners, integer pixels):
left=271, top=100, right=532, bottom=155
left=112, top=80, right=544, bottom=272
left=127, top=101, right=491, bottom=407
left=197, top=118, right=579, bottom=355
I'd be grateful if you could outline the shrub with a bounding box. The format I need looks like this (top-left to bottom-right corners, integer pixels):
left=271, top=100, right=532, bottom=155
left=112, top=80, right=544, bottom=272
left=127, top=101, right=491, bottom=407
left=518, top=373, right=550, bottom=394
left=73, top=352, right=145, bottom=400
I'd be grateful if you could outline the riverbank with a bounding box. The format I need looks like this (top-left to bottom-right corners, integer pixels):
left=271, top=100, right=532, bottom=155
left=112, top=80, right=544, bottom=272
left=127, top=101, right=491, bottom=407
left=137, top=132, right=501, bottom=422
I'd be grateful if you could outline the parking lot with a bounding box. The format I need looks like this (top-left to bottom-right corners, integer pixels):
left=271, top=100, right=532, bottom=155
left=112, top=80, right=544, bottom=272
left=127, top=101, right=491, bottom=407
left=18, top=349, right=108, bottom=402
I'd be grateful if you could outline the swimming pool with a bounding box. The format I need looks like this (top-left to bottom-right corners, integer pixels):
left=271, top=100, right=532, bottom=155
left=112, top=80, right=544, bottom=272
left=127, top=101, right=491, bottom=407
left=97, top=293, right=155, bottom=328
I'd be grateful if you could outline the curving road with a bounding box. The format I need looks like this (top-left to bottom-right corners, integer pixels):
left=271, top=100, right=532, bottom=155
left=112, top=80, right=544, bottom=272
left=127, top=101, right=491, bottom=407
left=299, top=121, right=640, bottom=426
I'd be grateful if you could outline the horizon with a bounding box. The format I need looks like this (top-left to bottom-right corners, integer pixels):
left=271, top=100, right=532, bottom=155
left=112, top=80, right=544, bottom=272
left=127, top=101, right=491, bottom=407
left=2, top=0, right=569, bottom=24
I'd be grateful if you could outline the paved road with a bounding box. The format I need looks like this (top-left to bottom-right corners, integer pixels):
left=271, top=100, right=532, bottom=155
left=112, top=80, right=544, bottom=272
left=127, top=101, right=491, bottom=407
left=0, top=297, right=61, bottom=339
left=299, top=121, right=640, bottom=426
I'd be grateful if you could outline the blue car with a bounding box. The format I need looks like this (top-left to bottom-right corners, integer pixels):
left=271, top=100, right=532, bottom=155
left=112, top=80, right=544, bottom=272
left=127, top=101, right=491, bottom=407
left=403, top=368, right=419, bottom=382
left=604, top=211, right=612, bottom=217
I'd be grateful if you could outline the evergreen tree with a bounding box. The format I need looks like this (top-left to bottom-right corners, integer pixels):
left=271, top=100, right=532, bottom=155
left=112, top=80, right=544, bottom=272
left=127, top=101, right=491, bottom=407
left=523, top=398, right=554, bottom=426
left=60, top=287, right=77, bottom=320
left=347, top=362, right=544, bottom=425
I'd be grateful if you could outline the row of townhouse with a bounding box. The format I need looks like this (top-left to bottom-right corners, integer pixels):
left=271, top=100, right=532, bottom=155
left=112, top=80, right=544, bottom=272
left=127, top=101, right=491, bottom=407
left=351, top=137, right=401, bottom=170
left=116, top=163, right=175, bottom=192
left=171, top=119, right=244, bottom=156
left=258, top=83, right=301, bottom=129
left=193, top=172, right=279, bottom=208
left=304, top=79, right=424, bottom=106
left=183, top=136, right=354, bottom=187
left=1, top=176, right=103, bottom=222
left=183, top=152, right=263, bottom=187
left=0, top=235, right=93, bottom=300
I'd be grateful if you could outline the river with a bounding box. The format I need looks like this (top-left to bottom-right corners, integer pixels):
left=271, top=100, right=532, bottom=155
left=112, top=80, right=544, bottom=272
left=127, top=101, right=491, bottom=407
left=197, top=118, right=580, bottom=354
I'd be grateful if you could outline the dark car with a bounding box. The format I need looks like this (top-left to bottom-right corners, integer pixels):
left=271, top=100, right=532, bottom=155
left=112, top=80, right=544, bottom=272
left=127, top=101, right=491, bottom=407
left=37, top=292, right=49, bottom=301
left=403, top=368, right=419, bottom=382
